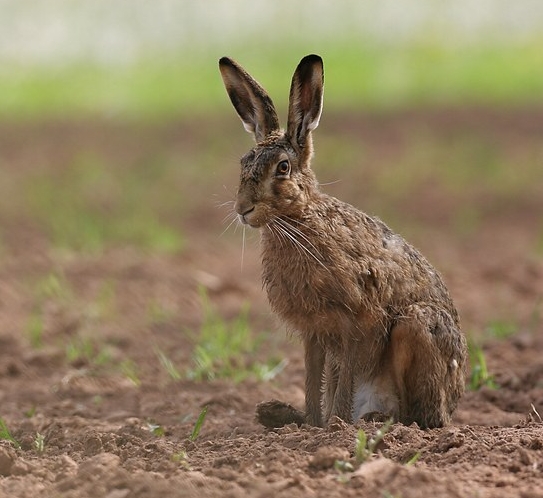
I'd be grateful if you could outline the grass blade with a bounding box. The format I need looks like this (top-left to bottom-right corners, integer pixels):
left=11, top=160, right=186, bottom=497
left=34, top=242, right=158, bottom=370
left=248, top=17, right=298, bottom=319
left=190, top=406, right=208, bottom=441
left=0, top=417, right=20, bottom=448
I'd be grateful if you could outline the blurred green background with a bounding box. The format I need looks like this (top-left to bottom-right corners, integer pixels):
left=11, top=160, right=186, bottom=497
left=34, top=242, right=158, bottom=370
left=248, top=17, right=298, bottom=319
left=1, top=0, right=542, bottom=120
left=0, top=0, right=542, bottom=266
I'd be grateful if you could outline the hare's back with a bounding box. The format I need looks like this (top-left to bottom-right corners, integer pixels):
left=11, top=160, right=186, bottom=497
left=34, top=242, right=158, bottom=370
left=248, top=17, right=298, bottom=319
left=314, top=198, right=458, bottom=317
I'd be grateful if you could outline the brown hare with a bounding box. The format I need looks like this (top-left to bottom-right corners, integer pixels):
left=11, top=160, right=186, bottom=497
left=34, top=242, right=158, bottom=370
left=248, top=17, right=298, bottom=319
left=219, top=54, right=467, bottom=429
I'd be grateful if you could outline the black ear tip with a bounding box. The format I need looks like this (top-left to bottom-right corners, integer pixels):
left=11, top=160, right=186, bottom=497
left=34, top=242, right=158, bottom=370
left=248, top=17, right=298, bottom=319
left=219, top=56, right=234, bottom=68
left=301, top=54, right=323, bottom=65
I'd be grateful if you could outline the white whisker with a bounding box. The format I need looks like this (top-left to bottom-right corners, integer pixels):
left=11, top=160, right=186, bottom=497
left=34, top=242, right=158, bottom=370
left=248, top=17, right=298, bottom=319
left=219, top=213, right=239, bottom=238
left=269, top=222, right=304, bottom=260
left=233, top=218, right=242, bottom=234
left=269, top=217, right=328, bottom=270
left=222, top=184, right=238, bottom=198
left=275, top=218, right=325, bottom=261
left=215, top=195, right=246, bottom=268
left=241, top=224, right=246, bottom=271
left=216, top=199, right=236, bottom=209
left=282, top=215, right=320, bottom=236
left=319, top=179, right=342, bottom=187
left=221, top=207, right=237, bottom=224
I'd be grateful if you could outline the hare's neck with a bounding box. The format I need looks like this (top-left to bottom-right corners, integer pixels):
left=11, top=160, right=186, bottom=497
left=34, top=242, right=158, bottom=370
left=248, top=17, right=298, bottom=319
left=260, top=207, right=328, bottom=279
left=260, top=191, right=328, bottom=252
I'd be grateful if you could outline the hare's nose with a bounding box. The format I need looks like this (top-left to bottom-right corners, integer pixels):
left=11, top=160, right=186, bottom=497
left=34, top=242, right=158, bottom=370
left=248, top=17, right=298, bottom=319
left=235, top=198, right=254, bottom=216
left=238, top=205, right=255, bottom=225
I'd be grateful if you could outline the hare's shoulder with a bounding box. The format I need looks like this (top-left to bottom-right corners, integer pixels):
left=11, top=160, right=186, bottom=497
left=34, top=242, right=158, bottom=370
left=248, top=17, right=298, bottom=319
left=311, top=196, right=401, bottom=258
left=313, top=196, right=454, bottom=307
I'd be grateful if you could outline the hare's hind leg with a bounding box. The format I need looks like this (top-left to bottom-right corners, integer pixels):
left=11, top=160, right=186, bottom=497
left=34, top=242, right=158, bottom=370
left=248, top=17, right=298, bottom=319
left=389, top=305, right=467, bottom=429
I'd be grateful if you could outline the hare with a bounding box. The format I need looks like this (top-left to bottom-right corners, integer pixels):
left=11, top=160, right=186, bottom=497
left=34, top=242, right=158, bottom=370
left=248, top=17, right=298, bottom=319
left=219, top=54, right=467, bottom=429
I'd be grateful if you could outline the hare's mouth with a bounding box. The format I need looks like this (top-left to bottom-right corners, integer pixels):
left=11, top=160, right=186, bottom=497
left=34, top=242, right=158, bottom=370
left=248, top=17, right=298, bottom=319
left=238, top=206, right=264, bottom=228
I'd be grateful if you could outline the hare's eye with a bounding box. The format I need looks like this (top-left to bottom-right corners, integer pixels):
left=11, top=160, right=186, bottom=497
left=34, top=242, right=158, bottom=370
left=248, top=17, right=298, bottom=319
left=275, top=160, right=290, bottom=177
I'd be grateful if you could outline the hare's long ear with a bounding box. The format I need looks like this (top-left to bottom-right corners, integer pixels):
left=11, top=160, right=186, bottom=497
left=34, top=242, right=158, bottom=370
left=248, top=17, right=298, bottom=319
left=219, top=57, right=280, bottom=143
left=286, top=55, right=324, bottom=148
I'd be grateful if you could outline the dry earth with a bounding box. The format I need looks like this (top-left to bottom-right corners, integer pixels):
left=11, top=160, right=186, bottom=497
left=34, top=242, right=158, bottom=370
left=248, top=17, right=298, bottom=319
left=0, top=108, right=543, bottom=497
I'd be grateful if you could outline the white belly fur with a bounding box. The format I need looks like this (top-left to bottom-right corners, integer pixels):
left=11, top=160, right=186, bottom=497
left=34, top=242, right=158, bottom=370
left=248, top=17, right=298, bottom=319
left=352, top=380, right=399, bottom=421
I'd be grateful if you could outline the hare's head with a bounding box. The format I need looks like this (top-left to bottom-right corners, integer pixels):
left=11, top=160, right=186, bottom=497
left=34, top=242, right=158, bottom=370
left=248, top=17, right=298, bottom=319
left=219, top=55, right=324, bottom=228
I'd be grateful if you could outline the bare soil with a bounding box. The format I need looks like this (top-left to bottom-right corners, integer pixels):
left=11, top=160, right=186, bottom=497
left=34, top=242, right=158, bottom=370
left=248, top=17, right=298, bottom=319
left=1, top=109, right=543, bottom=497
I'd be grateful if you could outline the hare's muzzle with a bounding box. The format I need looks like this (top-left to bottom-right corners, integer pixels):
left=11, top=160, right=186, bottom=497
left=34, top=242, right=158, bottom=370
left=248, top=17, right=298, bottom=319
left=236, top=202, right=256, bottom=226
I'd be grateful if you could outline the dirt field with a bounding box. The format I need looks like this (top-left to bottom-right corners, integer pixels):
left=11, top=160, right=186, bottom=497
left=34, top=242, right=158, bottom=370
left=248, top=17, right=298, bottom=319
left=0, top=108, right=542, bottom=497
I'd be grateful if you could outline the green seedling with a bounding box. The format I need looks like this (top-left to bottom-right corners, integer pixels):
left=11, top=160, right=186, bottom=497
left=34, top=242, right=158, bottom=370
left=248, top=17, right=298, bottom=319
left=65, top=335, right=112, bottom=367
left=334, top=418, right=394, bottom=482
left=27, top=271, right=123, bottom=369
left=355, top=418, right=394, bottom=465
left=147, top=299, right=175, bottom=325
left=34, top=433, right=45, bottom=453
left=24, top=406, right=37, bottom=418
left=187, top=293, right=253, bottom=381
left=334, top=460, right=354, bottom=473
left=355, top=428, right=368, bottom=463
left=120, top=359, right=141, bottom=387
left=89, top=280, right=118, bottom=320
left=155, top=348, right=182, bottom=381
left=25, top=272, right=73, bottom=350
left=187, top=289, right=281, bottom=382
left=147, top=422, right=165, bottom=437
left=36, top=272, right=72, bottom=302
left=26, top=272, right=73, bottom=349
left=26, top=309, right=44, bottom=349
left=253, top=358, right=288, bottom=382
left=0, top=417, right=20, bottom=448
left=189, top=406, right=208, bottom=442
left=405, top=451, right=421, bottom=466
left=469, top=344, right=498, bottom=391
left=171, top=450, right=190, bottom=469
left=484, top=320, right=517, bottom=340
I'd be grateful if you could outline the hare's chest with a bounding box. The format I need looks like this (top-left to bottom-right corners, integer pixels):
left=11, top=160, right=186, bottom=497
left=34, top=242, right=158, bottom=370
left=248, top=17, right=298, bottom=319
left=264, top=265, right=326, bottom=312
left=262, top=256, right=361, bottom=332
left=260, top=226, right=369, bottom=327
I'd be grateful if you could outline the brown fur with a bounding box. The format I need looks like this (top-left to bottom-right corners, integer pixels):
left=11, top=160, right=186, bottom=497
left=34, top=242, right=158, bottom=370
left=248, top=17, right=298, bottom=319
left=219, top=55, right=467, bottom=429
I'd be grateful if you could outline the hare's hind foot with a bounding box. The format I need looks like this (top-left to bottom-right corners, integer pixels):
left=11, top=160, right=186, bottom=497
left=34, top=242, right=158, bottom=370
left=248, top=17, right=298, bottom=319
left=389, top=305, right=467, bottom=429
left=256, top=399, right=306, bottom=428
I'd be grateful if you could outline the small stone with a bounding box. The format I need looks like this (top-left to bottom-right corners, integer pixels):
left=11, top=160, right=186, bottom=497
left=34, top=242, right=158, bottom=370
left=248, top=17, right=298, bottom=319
left=83, top=432, right=103, bottom=457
